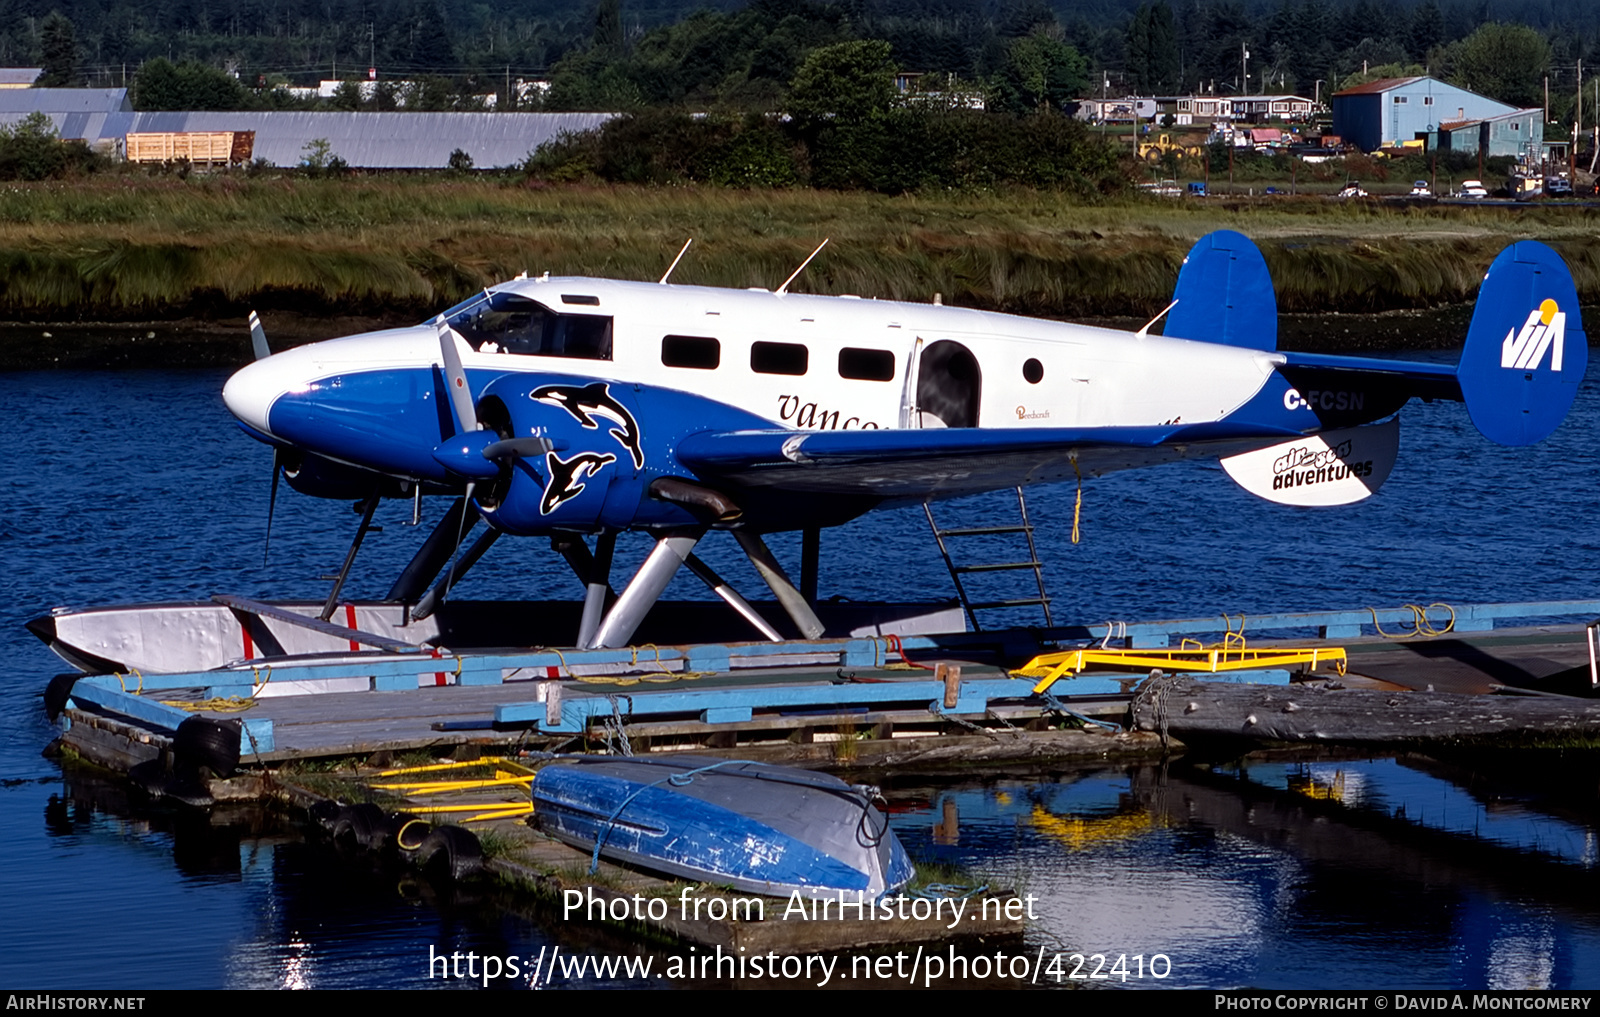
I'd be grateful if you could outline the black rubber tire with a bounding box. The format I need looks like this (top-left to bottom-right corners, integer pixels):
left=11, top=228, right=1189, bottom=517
left=173, top=717, right=241, bottom=777
left=337, top=802, right=388, bottom=851
left=43, top=673, right=81, bottom=722
left=417, top=825, right=483, bottom=882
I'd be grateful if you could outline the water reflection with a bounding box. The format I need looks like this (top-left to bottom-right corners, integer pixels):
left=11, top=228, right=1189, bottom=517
left=888, top=754, right=1600, bottom=988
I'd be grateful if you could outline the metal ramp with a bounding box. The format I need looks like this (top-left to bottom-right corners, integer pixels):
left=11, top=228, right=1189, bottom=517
left=924, top=487, right=1053, bottom=631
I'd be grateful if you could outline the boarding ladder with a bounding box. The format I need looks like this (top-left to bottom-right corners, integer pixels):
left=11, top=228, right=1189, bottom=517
left=924, top=487, right=1053, bottom=631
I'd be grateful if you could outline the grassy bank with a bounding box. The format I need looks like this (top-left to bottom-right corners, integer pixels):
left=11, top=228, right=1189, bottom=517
left=3, top=175, right=1600, bottom=325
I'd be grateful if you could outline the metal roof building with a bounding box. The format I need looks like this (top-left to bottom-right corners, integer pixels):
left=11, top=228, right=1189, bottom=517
left=0, top=68, right=42, bottom=88
left=1331, top=76, right=1516, bottom=152
left=1435, top=108, right=1545, bottom=160
left=0, top=91, right=615, bottom=169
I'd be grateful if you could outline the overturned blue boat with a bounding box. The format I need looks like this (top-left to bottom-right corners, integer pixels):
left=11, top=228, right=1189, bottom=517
left=532, top=755, right=914, bottom=900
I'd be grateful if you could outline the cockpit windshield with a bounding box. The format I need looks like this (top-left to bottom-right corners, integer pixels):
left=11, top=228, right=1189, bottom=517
left=429, top=290, right=613, bottom=361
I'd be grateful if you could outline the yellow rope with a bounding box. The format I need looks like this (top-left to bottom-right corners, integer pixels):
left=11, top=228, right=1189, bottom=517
left=397, top=818, right=429, bottom=851
left=1071, top=459, right=1083, bottom=545
left=1369, top=603, right=1456, bottom=639
left=160, top=696, right=257, bottom=713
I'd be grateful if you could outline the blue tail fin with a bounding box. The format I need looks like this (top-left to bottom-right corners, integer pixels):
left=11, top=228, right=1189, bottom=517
left=1163, top=229, right=1277, bottom=351
left=1457, top=241, right=1587, bottom=446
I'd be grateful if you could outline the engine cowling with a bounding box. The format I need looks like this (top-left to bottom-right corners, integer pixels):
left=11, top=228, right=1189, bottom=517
left=468, top=374, right=771, bottom=536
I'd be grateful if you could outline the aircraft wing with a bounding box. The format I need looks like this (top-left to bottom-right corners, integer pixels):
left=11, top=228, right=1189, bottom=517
left=675, top=423, right=1304, bottom=501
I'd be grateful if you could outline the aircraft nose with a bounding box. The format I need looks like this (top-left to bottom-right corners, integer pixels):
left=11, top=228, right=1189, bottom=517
left=222, top=349, right=311, bottom=437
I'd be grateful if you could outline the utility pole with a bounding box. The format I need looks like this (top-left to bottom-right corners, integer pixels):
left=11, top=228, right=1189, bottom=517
left=1241, top=42, right=1249, bottom=97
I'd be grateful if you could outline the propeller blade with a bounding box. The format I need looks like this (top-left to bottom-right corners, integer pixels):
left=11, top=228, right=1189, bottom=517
left=439, top=480, right=475, bottom=607
left=482, top=436, right=555, bottom=461
left=263, top=448, right=282, bottom=567
left=248, top=310, right=270, bottom=361
left=437, top=320, right=478, bottom=435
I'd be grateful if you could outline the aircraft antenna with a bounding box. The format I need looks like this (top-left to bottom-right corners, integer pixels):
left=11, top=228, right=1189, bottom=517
left=1136, top=298, right=1180, bottom=338
left=658, top=238, right=693, bottom=284
left=776, top=238, right=830, bottom=295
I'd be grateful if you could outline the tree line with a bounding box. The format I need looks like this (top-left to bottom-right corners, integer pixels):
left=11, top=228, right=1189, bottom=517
left=8, top=0, right=1597, bottom=118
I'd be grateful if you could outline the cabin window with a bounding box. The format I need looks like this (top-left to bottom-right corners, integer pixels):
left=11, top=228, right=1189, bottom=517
left=561, top=294, right=600, bottom=305
left=662, top=334, right=721, bottom=370
left=838, top=347, right=895, bottom=381
left=1023, top=358, right=1044, bottom=384
left=441, top=291, right=613, bottom=360
left=751, top=341, right=808, bottom=376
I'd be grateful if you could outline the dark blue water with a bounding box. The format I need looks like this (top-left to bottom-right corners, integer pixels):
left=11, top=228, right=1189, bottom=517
left=0, top=351, right=1597, bottom=989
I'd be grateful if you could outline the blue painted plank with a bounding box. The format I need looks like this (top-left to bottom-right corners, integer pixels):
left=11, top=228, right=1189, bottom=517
left=72, top=679, right=195, bottom=732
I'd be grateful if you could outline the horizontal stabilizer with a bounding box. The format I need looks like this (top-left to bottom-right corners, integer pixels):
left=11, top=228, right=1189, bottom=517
left=1457, top=240, right=1587, bottom=446
left=1220, top=419, right=1399, bottom=506
left=1164, top=229, right=1277, bottom=351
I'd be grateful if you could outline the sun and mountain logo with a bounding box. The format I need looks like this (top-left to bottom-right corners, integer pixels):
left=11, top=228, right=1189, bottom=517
left=1501, top=298, right=1566, bottom=372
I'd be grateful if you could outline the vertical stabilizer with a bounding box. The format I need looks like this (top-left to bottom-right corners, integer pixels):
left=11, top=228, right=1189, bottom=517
left=1163, top=229, right=1278, bottom=351
left=1457, top=241, right=1587, bottom=446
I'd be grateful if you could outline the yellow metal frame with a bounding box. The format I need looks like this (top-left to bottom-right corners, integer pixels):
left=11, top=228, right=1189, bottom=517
left=1017, top=645, right=1347, bottom=694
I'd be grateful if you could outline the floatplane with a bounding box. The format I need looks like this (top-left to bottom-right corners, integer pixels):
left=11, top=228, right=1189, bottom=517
left=30, top=231, right=1587, bottom=677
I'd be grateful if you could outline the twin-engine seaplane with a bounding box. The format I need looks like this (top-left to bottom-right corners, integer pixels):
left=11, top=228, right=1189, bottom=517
left=31, top=231, right=1587, bottom=674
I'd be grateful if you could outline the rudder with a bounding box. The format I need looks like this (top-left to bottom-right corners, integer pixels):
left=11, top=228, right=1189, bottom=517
left=1164, top=229, right=1278, bottom=350
left=1457, top=241, right=1587, bottom=446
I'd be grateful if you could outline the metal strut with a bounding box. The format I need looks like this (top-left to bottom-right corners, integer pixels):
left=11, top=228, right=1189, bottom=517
left=589, top=530, right=704, bottom=649
left=685, top=554, right=783, bottom=642
left=385, top=496, right=480, bottom=603
left=733, top=531, right=825, bottom=639
left=320, top=490, right=382, bottom=621
left=412, top=527, right=501, bottom=621
left=573, top=532, right=617, bottom=648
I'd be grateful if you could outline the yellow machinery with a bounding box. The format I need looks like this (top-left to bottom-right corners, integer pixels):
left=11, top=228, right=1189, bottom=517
left=1015, top=641, right=1347, bottom=694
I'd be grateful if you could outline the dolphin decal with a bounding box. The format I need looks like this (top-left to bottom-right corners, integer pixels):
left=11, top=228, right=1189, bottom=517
left=531, top=382, right=644, bottom=469
left=540, top=450, right=617, bottom=515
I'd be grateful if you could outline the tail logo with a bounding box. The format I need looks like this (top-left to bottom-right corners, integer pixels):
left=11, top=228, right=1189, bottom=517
left=1501, top=299, right=1566, bottom=372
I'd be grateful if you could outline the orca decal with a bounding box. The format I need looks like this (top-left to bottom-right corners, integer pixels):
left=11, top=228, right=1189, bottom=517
left=530, top=382, right=645, bottom=468
left=540, top=450, right=616, bottom=515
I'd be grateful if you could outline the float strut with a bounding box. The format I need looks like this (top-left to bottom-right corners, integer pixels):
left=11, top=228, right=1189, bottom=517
left=576, top=532, right=617, bottom=648
left=412, top=527, right=501, bottom=621
left=320, top=490, right=381, bottom=621
left=589, top=530, right=703, bottom=649
left=386, top=497, right=480, bottom=603
left=734, top=530, right=826, bottom=639
left=685, top=553, right=783, bottom=642
left=800, top=526, right=820, bottom=604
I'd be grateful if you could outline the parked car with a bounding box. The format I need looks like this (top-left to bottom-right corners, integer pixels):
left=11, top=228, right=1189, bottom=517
left=1408, top=180, right=1433, bottom=197
left=1334, top=181, right=1369, bottom=199
left=1457, top=179, right=1489, bottom=199
left=1187, top=181, right=1208, bottom=197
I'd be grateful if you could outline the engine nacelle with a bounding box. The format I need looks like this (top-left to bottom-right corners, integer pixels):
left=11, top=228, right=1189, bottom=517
left=471, top=374, right=771, bottom=535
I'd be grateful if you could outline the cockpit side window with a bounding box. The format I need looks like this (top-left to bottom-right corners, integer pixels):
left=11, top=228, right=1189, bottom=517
left=441, top=291, right=613, bottom=361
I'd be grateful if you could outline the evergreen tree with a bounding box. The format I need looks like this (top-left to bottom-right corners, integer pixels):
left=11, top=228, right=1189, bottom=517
left=37, top=12, right=77, bottom=87
left=595, top=0, right=624, bottom=53
left=1147, top=1, right=1180, bottom=92
left=1408, top=0, right=1445, bottom=60
left=1126, top=4, right=1152, bottom=92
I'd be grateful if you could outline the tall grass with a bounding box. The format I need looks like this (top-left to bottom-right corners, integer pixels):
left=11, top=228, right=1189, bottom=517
left=0, top=175, right=1595, bottom=322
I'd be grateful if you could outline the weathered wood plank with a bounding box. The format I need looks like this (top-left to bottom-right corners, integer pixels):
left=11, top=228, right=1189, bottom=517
left=1132, top=677, right=1600, bottom=745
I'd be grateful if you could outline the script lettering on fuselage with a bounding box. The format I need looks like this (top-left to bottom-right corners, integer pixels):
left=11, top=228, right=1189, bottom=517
left=1282, top=388, right=1366, bottom=413
left=776, top=395, right=882, bottom=430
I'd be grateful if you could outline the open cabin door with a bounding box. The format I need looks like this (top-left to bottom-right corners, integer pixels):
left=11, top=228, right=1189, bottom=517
left=910, top=339, right=982, bottom=428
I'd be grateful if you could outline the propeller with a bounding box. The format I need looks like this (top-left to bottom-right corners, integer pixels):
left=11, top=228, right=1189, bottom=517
left=249, top=310, right=283, bottom=567
left=430, top=321, right=555, bottom=603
